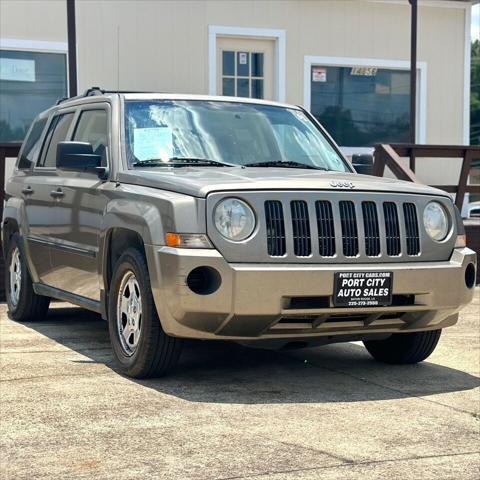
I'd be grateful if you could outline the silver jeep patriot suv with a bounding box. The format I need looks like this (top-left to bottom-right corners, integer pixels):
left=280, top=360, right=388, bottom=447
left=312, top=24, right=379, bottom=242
left=3, top=89, right=476, bottom=378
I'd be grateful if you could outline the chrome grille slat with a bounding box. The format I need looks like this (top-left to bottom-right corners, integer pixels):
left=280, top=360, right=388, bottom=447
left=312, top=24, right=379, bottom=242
left=290, top=200, right=311, bottom=257
left=265, top=200, right=286, bottom=256
left=315, top=200, right=335, bottom=257
left=383, top=202, right=401, bottom=256
left=339, top=200, right=359, bottom=257
left=403, top=203, right=420, bottom=256
left=362, top=201, right=380, bottom=257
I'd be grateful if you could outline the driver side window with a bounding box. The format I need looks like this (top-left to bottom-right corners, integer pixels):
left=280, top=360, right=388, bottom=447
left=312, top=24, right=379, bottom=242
left=73, top=109, right=109, bottom=166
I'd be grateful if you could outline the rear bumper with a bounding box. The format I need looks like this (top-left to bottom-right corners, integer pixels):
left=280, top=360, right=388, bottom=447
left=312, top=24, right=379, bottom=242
left=146, top=246, right=476, bottom=340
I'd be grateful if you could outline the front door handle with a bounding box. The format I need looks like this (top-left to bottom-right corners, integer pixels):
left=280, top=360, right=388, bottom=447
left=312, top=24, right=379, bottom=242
left=22, top=186, right=34, bottom=195
left=50, top=188, right=65, bottom=199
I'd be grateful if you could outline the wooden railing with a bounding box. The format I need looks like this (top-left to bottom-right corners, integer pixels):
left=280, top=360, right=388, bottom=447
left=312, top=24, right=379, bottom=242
left=373, top=144, right=480, bottom=209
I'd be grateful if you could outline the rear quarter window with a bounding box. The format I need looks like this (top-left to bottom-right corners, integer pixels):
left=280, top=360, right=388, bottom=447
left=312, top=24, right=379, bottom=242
left=17, top=117, right=47, bottom=169
left=37, top=112, right=75, bottom=168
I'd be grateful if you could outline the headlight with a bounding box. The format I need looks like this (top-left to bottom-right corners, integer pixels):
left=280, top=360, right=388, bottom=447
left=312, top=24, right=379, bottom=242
left=214, top=198, right=255, bottom=241
left=423, top=201, right=449, bottom=241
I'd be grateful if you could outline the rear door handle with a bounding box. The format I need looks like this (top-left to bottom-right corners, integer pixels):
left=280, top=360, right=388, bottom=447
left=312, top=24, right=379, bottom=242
left=50, top=188, right=65, bottom=199
left=22, top=186, right=34, bottom=195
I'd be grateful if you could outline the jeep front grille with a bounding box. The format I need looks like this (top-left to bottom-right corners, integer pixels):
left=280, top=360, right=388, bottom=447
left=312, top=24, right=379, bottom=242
left=362, top=201, right=381, bottom=257
left=263, top=198, right=421, bottom=259
left=383, top=202, right=401, bottom=256
left=403, top=203, right=420, bottom=256
left=265, top=200, right=286, bottom=257
left=315, top=200, right=335, bottom=257
left=339, top=201, right=359, bottom=257
left=291, top=200, right=311, bottom=256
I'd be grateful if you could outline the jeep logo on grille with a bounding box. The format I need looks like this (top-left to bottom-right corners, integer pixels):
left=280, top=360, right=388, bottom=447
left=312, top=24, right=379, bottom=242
left=330, top=180, right=355, bottom=189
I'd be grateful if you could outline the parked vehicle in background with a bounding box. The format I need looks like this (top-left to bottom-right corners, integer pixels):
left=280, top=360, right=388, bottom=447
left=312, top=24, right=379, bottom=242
left=2, top=89, right=476, bottom=378
left=467, top=201, right=480, bottom=219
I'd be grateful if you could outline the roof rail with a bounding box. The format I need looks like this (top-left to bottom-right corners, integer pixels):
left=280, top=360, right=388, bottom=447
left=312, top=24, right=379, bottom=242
left=55, top=87, right=156, bottom=105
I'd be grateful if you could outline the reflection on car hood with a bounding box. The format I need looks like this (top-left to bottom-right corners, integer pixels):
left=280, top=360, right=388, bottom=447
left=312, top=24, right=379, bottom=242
left=117, top=167, right=447, bottom=198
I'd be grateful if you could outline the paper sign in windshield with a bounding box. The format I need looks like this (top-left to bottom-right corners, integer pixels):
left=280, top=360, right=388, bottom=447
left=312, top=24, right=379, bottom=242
left=133, top=127, right=173, bottom=162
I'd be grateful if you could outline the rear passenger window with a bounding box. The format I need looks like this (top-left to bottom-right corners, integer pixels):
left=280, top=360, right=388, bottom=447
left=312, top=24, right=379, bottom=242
left=73, top=110, right=108, bottom=165
left=38, top=112, right=74, bottom=168
left=18, top=117, right=47, bottom=169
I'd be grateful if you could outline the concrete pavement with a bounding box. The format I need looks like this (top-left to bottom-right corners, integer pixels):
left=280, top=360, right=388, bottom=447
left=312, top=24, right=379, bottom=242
left=1, top=290, right=479, bottom=479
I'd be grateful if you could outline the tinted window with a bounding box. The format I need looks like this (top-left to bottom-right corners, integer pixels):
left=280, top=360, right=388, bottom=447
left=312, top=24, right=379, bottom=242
left=18, top=117, right=47, bottom=169
left=310, top=65, right=411, bottom=146
left=0, top=50, right=67, bottom=142
left=38, top=113, right=74, bottom=167
left=73, top=110, right=108, bottom=165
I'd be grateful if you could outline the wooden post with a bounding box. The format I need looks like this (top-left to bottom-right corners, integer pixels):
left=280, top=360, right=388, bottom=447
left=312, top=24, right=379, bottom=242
left=67, top=0, right=78, bottom=97
left=409, top=0, right=418, bottom=170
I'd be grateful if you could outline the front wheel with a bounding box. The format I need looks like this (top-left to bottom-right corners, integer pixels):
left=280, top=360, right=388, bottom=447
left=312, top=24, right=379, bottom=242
left=363, top=330, right=442, bottom=365
left=108, top=248, right=183, bottom=378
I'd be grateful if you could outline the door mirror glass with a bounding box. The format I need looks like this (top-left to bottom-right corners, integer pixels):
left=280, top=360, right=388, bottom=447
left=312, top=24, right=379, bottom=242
left=352, top=153, right=374, bottom=176
left=56, top=141, right=104, bottom=175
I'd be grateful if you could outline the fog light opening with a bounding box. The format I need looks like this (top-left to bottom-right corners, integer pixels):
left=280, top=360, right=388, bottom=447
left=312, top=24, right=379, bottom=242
left=465, top=263, right=476, bottom=289
left=186, top=266, right=221, bottom=295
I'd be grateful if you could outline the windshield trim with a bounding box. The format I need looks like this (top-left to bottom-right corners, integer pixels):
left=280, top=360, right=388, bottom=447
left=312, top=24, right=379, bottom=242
left=122, top=98, right=354, bottom=173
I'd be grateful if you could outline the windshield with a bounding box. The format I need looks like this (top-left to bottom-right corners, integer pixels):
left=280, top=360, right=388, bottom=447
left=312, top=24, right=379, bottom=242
left=124, top=100, right=349, bottom=172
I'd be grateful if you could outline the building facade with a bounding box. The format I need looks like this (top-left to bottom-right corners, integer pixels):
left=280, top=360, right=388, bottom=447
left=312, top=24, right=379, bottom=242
left=0, top=0, right=476, bottom=184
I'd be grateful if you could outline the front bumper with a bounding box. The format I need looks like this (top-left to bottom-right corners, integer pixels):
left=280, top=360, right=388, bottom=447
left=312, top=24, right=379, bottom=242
left=146, top=246, right=476, bottom=340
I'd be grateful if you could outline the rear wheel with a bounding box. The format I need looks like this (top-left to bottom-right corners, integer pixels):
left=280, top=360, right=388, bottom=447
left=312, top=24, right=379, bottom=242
left=363, top=330, right=442, bottom=364
left=5, top=233, right=50, bottom=321
left=108, top=248, right=183, bottom=378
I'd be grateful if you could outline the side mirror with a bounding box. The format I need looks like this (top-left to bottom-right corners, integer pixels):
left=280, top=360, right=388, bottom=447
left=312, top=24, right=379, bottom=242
left=352, top=153, right=374, bottom=176
left=56, top=141, right=106, bottom=177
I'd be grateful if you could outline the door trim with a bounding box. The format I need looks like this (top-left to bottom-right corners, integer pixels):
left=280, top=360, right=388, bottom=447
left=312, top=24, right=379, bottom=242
left=27, top=235, right=97, bottom=258
left=208, top=25, right=286, bottom=102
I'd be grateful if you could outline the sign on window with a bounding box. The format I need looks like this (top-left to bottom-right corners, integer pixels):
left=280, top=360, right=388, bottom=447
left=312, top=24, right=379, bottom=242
left=0, top=58, right=35, bottom=82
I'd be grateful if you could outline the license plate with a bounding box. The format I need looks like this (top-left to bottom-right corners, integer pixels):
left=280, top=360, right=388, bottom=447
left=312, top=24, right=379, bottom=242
left=333, top=272, right=393, bottom=307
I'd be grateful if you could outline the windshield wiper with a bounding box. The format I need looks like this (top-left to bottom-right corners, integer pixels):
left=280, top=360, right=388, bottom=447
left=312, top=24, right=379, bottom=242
left=133, top=157, right=241, bottom=168
left=243, top=160, right=330, bottom=171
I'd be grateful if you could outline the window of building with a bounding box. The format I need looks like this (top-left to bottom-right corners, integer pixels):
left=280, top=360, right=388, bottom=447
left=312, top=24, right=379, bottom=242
left=73, top=109, right=109, bottom=165
left=310, top=65, right=411, bottom=147
left=0, top=49, right=67, bottom=143
left=17, top=116, right=47, bottom=169
left=38, top=113, right=74, bottom=168
left=222, top=51, right=264, bottom=99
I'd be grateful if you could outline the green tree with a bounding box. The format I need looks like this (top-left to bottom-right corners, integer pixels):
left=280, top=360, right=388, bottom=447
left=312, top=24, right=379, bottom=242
left=471, top=39, right=480, bottom=145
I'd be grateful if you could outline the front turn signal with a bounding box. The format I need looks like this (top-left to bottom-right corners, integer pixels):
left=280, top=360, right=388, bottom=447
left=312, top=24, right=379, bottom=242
left=166, top=233, right=213, bottom=248
left=455, top=234, right=466, bottom=248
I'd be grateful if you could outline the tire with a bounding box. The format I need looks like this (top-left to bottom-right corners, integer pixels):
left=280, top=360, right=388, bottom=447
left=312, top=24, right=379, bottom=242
left=363, top=330, right=442, bottom=365
left=108, top=247, right=183, bottom=378
left=5, top=232, right=50, bottom=321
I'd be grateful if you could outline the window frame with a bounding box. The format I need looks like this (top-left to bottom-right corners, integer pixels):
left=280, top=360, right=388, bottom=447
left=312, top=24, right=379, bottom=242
left=303, top=56, right=427, bottom=153
left=15, top=114, right=49, bottom=171
left=0, top=39, right=68, bottom=144
left=71, top=104, right=111, bottom=170
left=34, top=102, right=112, bottom=173
left=34, top=108, right=77, bottom=170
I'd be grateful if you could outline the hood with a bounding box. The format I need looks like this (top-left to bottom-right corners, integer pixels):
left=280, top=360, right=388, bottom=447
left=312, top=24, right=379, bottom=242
left=117, top=167, right=447, bottom=198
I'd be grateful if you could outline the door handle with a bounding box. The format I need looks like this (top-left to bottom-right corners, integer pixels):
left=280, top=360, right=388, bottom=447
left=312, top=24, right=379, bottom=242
left=22, top=186, right=34, bottom=195
left=50, top=188, right=65, bottom=199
